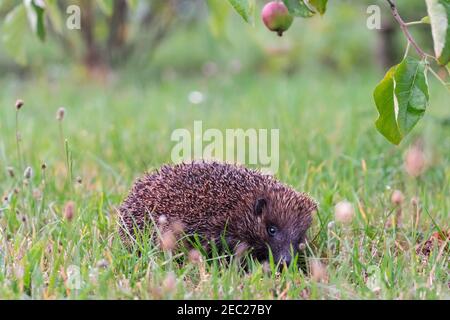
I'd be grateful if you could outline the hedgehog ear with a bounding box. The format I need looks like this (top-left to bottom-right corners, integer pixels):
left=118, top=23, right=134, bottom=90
left=254, top=198, right=267, bottom=216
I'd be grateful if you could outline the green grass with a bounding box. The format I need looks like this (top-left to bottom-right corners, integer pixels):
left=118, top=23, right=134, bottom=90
left=0, top=69, right=448, bottom=299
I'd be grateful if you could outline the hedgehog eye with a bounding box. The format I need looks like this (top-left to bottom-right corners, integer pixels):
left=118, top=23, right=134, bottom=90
left=267, top=225, right=277, bottom=237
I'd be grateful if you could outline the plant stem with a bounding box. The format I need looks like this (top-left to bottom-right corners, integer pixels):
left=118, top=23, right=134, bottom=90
left=403, top=42, right=410, bottom=60
left=386, top=0, right=426, bottom=59
left=15, top=110, right=23, bottom=169
left=404, top=21, right=424, bottom=26
left=58, top=121, right=65, bottom=152
left=65, top=139, right=73, bottom=193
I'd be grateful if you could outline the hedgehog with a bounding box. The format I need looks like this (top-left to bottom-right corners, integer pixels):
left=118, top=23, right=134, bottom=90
left=118, top=161, right=317, bottom=265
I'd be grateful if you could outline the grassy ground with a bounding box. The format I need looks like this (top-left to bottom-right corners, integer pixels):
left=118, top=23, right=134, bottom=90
left=0, top=68, right=448, bottom=299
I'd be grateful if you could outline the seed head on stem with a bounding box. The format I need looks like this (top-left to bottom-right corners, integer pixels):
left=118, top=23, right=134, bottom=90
left=391, top=190, right=404, bottom=205
left=64, top=201, right=75, bottom=222
left=162, top=272, right=177, bottom=294
left=334, top=201, right=354, bottom=224
left=310, top=259, right=328, bottom=283
left=404, top=144, right=426, bottom=177
left=15, top=99, right=24, bottom=168
left=56, top=107, right=65, bottom=121
left=23, top=166, right=33, bottom=180
left=7, top=167, right=15, bottom=178
left=15, top=99, right=24, bottom=110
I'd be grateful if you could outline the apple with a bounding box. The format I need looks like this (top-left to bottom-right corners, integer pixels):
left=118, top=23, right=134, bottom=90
left=262, top=1, right=294, bottom=37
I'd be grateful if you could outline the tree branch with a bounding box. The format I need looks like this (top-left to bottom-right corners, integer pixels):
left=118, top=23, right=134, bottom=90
left=386, top=0, right=426, bottom=59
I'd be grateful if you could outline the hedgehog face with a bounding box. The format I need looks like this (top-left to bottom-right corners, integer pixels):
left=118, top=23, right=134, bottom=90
left=252, top=192, right=316, bottom=265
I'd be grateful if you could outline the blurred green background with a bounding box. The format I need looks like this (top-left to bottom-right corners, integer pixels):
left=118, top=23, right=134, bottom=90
left=0, top=0, right=448, bottom=180
left=0, top=0, right=437, bottom=78
left=1, top=0, right=449, bottom=189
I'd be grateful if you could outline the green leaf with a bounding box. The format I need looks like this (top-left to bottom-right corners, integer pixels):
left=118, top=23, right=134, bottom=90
left=207, top=0, right=230, bottom=38
left=24, top=0, right=46, bottom=41
left=32, top=0, right=46, bottom=41
left=309, top=0, right=328, bottom=15
left=426, top=0, right=450, bottom=65
left=45, top=0, right=63, bottom=34
left=283, top=0, right=315, bottom=18
left=374, top=66, right=402, bottom=145
left=421, top=16, right=431, bottom=24
left=374, top=57, right=429, bottom=145
left=1, top=4, right=28, bottom=65
left=394, top=57, right=429, bottom=137
left=227, top=0, right=255, bottom=24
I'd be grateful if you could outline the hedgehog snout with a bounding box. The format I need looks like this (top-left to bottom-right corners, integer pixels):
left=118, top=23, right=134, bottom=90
left=266, top=228, right=304, bottom=267
left=278, top=253, right=292, bottom=266
left=272, top=246, right=296, bottom=266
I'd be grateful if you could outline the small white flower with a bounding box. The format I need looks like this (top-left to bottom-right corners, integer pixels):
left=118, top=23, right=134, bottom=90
left=158, top=215, right=168, bottom=225
left=96, top=259, right=109, bottom=269
left=188, top=91, right=204, bottom=105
